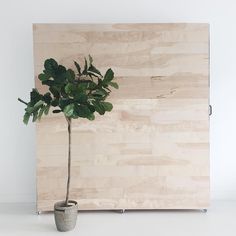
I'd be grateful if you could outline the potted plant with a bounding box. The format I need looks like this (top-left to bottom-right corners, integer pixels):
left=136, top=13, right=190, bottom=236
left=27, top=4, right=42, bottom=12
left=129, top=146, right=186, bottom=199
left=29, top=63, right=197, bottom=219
left=18, top=56, right=118, bottom=231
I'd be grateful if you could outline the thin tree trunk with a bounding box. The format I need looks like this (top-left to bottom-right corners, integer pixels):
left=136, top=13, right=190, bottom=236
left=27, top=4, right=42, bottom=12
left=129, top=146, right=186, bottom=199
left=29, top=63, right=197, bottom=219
left=65, top=117, right=71, bottom=206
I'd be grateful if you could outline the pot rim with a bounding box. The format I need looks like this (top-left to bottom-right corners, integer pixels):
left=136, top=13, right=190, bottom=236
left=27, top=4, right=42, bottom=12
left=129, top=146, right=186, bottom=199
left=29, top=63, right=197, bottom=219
left=54, top=200, right=78, bottom=212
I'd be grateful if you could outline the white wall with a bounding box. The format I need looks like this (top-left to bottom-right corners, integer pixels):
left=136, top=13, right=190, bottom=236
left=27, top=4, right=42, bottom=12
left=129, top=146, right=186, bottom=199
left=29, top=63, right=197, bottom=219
left=0, top=0, right=235, bottom=202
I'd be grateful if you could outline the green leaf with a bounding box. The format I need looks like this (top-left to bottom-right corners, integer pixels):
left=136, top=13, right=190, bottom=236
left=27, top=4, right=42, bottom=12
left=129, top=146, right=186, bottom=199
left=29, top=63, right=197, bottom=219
left=44, top=104, right=50, bottom=115
left=54, top=65, right=67, bottom=83
left=59, top=98, right=71, bottom=110
left=23, top=113, right=30, bottom=125
left=78, top=80, right=94, bottom=90
left=92, top=101, right=105, bottom=115
left=108, top=81, right=119, bottom=89
left=92, top=89, right=107, bottom=97
left=88, top=55, right=93, bottom=65
left=25, top=100, right=44, bottom=114
left=66, top=82, right=88, bottom=98
left=82, top=58, right=88, bottom=75
left=33, top=111, right=38, bottom=122
left=60, top=86, right=67, bottom=98
left=34, top=100, right=44, bottom=109
left=25, top=106, right=34, bottom=114
left=88, top=65, right=102, bottom=77
left=87, top=113, right=95, bottom=120
left=63, top=104, right=75, bottom=117
left=65, top=83, right=75, bottom=95
left=74, top=61, right=81, bottom=75
left=66, top=69, right=75, bottom=82
left=44, top=58, right=58, bottom=77
left=75, top=93, right=88, bottom=104
left=38, top=106, right=45, bottom=120
left=51, top=98, right=59, bottom=107
left=77, top=83, right=88, bottom=93
left=88, top=104, right=95, bottom=113
left=43, top=92, right=52, bottom=104
left=30, top=89, right=41, bottom=105
left=42, top=80, right=55, bottom=87
left=88, top=81, right=97, bottom=90
left=49, top=86, right=60, bottom=98
left=74, top=104, right=93, bottom=118
left=38, top=73, right=50, bottom=81
left=101, top=102, right=113, bottom=112
left=44, top=58, right=58, bottom=70
left=103, top=68, right=114, bottom=84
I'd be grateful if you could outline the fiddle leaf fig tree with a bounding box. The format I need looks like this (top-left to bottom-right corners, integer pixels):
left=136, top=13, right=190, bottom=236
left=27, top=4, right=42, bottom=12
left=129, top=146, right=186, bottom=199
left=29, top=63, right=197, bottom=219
left=18, top=56, right=118, bottom=206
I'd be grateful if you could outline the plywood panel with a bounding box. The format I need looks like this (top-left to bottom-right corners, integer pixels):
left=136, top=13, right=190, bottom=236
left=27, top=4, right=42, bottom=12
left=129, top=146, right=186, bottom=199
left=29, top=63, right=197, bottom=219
left=33, top=23, right=209, bottom=211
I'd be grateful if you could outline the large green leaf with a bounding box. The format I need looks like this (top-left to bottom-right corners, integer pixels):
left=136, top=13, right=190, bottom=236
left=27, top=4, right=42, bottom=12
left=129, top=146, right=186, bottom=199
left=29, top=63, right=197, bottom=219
left=88, top=65, right=102, bottom=77
left=92, top=89, right=108, bottom=97
left=44, top=104, right=50, bottom=115
left=38, top=106, right=45, bottom=120
left=66, top=69, right=75, bottom=82
left=42, top=80, right=55, bottom=87
left=33, top=111, right=38, bottom=122
left=54, top=65, right=67, bottom=83
left=78, top=80, right=95, bottom=90
left=49, top=86, right=60, bottom=98
left=88, top=104, right=95, bottom=113
left=88, top=81, right=97, bottom=90
left=44, top=58, right=58, bottom=77
left=92, top=101, right=105, bottom=115
left=25, top=106, right=34, bottom=114
left=59, top=98, right=71, bottom=110
left=82, top=58, right=88, bottom=75
left=74, top=104, right=93, bottom=118
left=63, top=104, right=75, bottom=117
left=108, top=81, right=119, bottom=89
left=34, top=100, right=44, bottom=109
left=23, top=113, right=30, bottom=125
left=77, top=83, right=88, bottom=93
left=38, top=73, right=50, bottom=81
left=87, top=113, right=95, bottom=120
left=30, top=89, right=41, bottom=105
left=88, top=55, right=93, bottom=65
left=51, top=98, right=59, bottom=107
left=74, top=61, right=81, bottom=75
left=43, top=92, right=52, bottom=104
left=101, top=102, right=113, bottom=112
left=25, top=100, right=44, bottom=114
left=75, top=93, right=88, bottom=104
left=103, top=68, right=114, bottom=84
left=65, top=83, right=76, bottom=95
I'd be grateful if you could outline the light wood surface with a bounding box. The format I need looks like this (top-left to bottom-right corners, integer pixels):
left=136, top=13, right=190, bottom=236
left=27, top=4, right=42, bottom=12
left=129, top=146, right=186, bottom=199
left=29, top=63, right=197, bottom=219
left=33, top=23, right=210, bottom=211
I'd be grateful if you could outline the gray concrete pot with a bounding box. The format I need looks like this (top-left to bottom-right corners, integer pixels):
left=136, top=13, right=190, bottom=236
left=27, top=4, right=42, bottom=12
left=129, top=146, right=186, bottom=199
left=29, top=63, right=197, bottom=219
left=54, top=200, right=78, bottom=232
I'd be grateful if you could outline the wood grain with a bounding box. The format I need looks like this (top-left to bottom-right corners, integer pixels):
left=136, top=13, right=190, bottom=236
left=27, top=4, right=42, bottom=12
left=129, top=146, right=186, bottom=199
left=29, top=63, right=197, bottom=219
left=33, top=23, right=210, bottom=211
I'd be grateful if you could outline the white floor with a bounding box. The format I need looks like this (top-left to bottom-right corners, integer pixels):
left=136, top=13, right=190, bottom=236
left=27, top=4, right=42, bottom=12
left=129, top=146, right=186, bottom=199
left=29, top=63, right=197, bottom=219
left=0, top=201, right=235, bottom=236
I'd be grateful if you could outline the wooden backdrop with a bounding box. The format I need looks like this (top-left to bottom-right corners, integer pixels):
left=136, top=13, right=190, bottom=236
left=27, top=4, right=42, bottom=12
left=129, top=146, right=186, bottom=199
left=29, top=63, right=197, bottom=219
left=33, top=24, right=210, bottom=211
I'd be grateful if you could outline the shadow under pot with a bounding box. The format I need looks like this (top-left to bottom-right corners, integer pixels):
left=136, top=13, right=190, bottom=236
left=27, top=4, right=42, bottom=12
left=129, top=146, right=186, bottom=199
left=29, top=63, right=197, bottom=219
left=54, top=200, right=78, bottom=232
